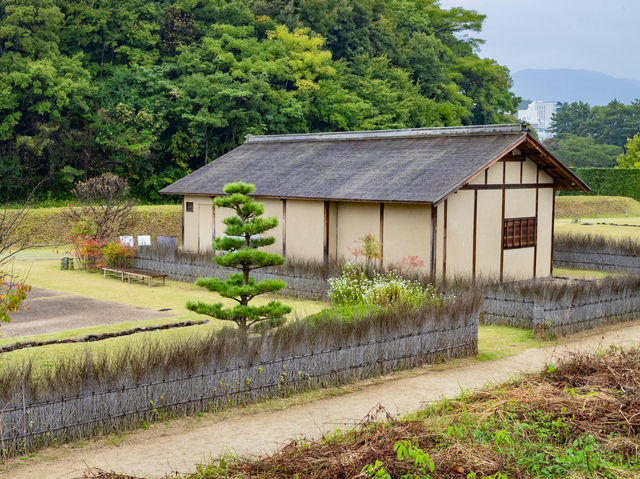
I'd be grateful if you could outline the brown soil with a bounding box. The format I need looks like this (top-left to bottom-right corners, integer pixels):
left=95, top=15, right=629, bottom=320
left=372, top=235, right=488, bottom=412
left=3, top=319, right=640, bottom=479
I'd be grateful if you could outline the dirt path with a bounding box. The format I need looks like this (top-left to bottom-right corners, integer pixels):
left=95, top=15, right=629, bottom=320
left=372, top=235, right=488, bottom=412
left=1, top=287, right=171, bottom=338
left=4, top=320, right=640, bottom=479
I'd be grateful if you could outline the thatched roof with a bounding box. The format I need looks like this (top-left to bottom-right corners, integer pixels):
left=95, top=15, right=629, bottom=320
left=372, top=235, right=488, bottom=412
left=161, top=124, right=588, bottom=204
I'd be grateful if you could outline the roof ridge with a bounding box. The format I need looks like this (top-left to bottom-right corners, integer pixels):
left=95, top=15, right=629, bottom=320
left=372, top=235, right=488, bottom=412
left=245, top=123, right=527, bottom=144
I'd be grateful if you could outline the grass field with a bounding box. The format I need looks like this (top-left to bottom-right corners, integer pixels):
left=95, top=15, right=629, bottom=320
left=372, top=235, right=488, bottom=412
left=10, top=204, right=181, bottom=246
left=555, top=195, right=640, bottom=218
left=554, top=195, right=640, bottom=240
left=0, top=248, right=327, bottom=366
left=0, top=248, right=546, bottom=370
left=555, top=216, right=640, bottom=240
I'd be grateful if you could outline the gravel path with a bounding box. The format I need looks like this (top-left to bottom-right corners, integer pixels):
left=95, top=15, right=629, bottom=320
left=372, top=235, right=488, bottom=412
left=3, top=319, right=640, bottom=479
left=1, top=287, right=171, bottom=338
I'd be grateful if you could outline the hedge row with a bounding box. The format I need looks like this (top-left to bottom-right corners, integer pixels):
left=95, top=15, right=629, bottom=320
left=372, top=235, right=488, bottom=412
left=562, top=168, right=640, bottom=201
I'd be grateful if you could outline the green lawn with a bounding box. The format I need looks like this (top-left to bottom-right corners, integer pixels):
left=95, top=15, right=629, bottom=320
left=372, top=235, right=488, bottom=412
left=0, top=248, right=327, bottom=365
left=553, top=266, right=616, bottom=279
left=0, top=248, right=553, bottom=370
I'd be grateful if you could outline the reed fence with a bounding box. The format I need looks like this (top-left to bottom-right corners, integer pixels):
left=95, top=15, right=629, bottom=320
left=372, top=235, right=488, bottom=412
left=554, top=233, right=640, bottom=273
left=0, top=294, right=479, bottom=457
left=482, top=276, right=640, bottom=336
left=134, top=249, right=331, bottom=300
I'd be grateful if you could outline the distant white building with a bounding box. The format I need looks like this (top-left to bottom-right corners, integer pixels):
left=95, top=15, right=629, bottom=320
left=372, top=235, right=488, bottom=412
left=517, top=101, right=562, bottom=140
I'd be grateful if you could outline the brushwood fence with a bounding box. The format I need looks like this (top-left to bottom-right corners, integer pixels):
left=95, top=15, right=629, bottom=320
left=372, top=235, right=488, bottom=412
left=134, top=249, right=330, bottom=300
left=482, top=276, right=640, bottom=336
left=554, top=247, right=640, bottom=273
left=0, top=295, right=479, bottom=456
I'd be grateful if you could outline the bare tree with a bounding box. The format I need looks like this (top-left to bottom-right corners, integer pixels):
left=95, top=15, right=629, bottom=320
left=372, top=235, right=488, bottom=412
left=64, top=173, right=135, bottom=242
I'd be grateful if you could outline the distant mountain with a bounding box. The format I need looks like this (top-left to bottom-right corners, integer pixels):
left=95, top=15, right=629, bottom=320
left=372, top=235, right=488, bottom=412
left=512, top=69, right=640, bottom=106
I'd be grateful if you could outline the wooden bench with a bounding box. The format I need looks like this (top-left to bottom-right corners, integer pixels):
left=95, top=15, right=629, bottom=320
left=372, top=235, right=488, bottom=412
left=102, top=267, right=167, bottom=287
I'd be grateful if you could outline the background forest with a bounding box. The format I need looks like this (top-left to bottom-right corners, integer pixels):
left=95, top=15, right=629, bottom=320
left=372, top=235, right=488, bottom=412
left=546, top=100, right=640, bottom=168
left=0, top=0, right=520, bottom=202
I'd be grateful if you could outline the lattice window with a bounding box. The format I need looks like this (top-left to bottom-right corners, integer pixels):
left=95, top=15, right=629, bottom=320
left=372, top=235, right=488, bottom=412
left=503, top=217, right=536, bottom=249
left=185, top=201, right=194, bottom=212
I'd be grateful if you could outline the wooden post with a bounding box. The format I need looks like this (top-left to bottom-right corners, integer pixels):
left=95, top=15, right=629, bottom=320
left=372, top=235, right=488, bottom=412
left=282, top=199, right=287, bottom=258
left=534, top=167, right=539, bottom=278
left=430, top=205, right=437, bottom=278
left=379, top=203, right=384, bottom=268
left=323, top=201, right=329, bottom=264
left=443, top=199, right=448, bottom=281
left=550, top=188, right=556, bottom=276
left=500, top=160, right=506, bottom=282
left=472, top=190, right=478, bottom=280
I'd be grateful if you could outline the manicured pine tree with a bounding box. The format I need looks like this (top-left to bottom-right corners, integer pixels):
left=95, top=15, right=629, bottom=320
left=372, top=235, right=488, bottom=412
left=186, top=182, right=291, bottom=335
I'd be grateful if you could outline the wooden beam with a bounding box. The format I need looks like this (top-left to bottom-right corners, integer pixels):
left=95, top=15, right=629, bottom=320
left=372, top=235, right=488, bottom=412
left=430, top=205, right=437, bottom=278
left=211, top=202, right=216, bottom=255
left=472, top=190, right=477, bottom=280
left=533, top=168, right=539, bottom=278
left=379, top=203, right=384, bottom=268
left=462, top=183, right=555, bottom=190
left=323, top=201, right=329, bottom=264
left=181, top=196, right=185, bottom=251
left=550, top=189, right=556, bottom=276
left=282, top=199, right=287, bottom=258
left=443, top=199, right=448, bottom=281
left=500, top=161, right=506, bottom=282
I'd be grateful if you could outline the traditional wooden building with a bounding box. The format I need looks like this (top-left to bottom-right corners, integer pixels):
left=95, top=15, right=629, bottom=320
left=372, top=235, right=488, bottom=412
left=161, top=124, right=588, bottom=280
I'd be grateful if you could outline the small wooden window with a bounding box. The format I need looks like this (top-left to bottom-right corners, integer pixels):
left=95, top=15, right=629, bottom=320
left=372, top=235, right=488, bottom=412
left=503, top=217, right=536, bottom=249
left=185, top=201, right=194, bottom=212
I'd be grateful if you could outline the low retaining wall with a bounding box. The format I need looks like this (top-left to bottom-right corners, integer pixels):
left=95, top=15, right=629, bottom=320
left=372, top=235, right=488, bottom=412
left=554, top=247, right=640, bottom=273
left=0, top=300, right=479, bottom=455
left=482, top=278, right=640, bottom=336
left=134, top=254, right=330, bottom=300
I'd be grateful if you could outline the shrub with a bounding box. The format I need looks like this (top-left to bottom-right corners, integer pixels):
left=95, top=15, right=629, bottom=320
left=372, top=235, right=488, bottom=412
left=101, top=241, right=134, bottom=268
left=328, top=263, right=444, bottom=308
left=72, top=237, right=105, bottom=270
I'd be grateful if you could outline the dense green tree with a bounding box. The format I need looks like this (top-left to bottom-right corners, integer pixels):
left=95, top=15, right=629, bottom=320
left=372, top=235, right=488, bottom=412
left=187, top=182, right=291, bottom=335
left=0, top=0, right=520, bottom=202
left=0, top=0, right=93, bottom=196
left=617, top=134, right=640, bottom=169
left=546, top=135, right=622, bottom=168
left=551, top=100, right=640, bottom=147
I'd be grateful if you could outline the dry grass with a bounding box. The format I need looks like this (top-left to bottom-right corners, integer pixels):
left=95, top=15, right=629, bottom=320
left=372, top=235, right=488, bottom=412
left=82, top=346, right=640, bottom=479
left=555, top=232, right=640, bottom=256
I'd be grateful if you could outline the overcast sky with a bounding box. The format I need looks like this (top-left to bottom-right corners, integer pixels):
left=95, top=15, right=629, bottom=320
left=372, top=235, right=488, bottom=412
left=438, top=0, right=640, bottom=80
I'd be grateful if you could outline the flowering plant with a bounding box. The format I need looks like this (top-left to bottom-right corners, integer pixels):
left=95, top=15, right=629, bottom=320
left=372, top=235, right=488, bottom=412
left=328, top=262, right=444, bottom=308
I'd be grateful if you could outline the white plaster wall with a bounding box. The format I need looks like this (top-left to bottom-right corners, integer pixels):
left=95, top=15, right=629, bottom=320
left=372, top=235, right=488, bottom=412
left=475, top=190, right=502, bottom=279
left=183, top=195, right=213, bottom=253
left=443, top=190, right=475, bottom=277
left=504, top=162, right=521, bottom=183
left=536, top=188, right=554, bottom=277
left=505, top=189, right=537, bottom=218
left=383, top=204, right=431, bottom=271
left=286, top=200, right=324, bottom=261
left=336, top=202, right=380, bottom=261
